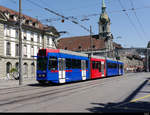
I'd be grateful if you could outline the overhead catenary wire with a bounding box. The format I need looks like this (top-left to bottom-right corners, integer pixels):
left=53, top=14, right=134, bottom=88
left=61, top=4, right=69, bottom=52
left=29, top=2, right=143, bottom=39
left=40, top=5, right=150, bottom=24
left=26, top=0, right=94, bottom=34
left=129, top=0, right=147, bottom=38
left=117, top=0, right=145, bottom=41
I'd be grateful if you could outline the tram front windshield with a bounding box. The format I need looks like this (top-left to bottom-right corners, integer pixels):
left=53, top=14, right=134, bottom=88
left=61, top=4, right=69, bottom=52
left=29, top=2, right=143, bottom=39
left=37, top=57, right=48, bottom=71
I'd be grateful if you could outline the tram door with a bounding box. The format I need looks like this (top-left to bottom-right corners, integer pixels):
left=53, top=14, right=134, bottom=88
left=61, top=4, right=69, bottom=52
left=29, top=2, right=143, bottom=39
left=81, top=60, right=86, bottom=80
left=58, top=58, right=66, bottom=83
left=101, top=61, right=105, bottom=77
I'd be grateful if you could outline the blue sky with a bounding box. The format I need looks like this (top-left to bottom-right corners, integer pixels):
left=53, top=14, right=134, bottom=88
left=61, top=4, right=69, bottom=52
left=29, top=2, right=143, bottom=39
left=0, top=0, right=150, bottom=48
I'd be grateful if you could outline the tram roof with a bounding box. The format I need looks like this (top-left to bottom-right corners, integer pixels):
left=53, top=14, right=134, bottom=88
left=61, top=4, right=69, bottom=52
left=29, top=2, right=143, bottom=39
left=91, top=55, right=105, bottom=60
left=46, top=49, right=89, bottom=57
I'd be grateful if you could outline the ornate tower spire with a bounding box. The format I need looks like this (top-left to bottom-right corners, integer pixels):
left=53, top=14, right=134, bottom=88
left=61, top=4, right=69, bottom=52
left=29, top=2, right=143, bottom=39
left=102, top=0, right=106, bottom=8
left=102, top=0, right=106, bottom=13
left=99, top=0, right=111, bottom=38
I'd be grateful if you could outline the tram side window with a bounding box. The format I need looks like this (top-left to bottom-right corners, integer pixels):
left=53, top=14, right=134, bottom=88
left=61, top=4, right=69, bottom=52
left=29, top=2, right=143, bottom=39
left=98, top=62, right=101, bottom=72
left=72, top=59, right=81, bottom=69
left=95, top=62, right=99, bottom=69
left=108, top=63, right=112, bottom=68
left=77, top=59, right=81, bottom=68
left=48, top=57, right=58, bottom=71
left=92, top=61, right=96, bottom=69
left=86, top=60, right=88, bottom=69
left=114, top=63, right=117, bottom=68
left=66, top=59, right=72, bottom=69
left=108, top=63, right=117, bottom=69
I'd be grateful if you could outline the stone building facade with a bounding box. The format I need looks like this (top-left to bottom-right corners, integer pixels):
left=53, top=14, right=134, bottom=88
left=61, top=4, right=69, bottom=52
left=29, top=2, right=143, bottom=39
left=0, top=6, right=59, bottom=79
left=117, top=48, right=144, bottom=73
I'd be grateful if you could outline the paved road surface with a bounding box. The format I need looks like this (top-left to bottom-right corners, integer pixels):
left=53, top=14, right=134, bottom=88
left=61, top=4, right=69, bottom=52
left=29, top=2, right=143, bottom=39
left=0, top=72, right=149, bottom=112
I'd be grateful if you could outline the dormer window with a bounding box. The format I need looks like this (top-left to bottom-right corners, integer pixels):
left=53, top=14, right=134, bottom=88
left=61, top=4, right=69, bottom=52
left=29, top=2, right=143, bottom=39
left=25, top=20, right=29, bottom=25
left=33, top=22, right=36, bottom=27
left=10, top=15, right=14, bottom=20
left=29, top=20, right=32, bottom=26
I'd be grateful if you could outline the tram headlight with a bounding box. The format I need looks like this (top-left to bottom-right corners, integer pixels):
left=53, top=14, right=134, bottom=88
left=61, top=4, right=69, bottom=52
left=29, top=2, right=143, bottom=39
left=38, top=74, right=46, bottom=77
left=42, top=74, right=45, bottom=77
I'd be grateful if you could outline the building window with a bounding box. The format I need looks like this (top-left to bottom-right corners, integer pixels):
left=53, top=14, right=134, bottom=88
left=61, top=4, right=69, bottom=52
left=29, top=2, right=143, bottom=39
left=6, top=62, right=12, bottom=74
left=47, top=37, right=49, bottom=45
left=24, top=36, right=27, bottom=40
left=33, top=22, right=36, bottom=26
left=37, top=34, right=40, bottom=43
left=93, top=45, right=95, bottom=48
left=6, top=26, right=10, bottom=37
left=6, top=42, right=11, bottom=56
left=16, top=30, right=19, bottom=39
left=10, top=15, right=14, bottom=20
left=16, top=44, right=19, bottom=56
left=23, top=30, right=27, bottom=40
left=25, top=20, right=29, bottom=25
left=31, top=46, right=34, bottom=57
left=31, top=32, right=34, bottom=42
left=78, top=46, right=82, bottom=49
left=23, top=45, right=27, bottom=57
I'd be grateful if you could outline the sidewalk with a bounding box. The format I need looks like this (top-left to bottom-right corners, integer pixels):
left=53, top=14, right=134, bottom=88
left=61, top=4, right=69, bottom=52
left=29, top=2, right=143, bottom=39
left=0, top=77, right=37, bottom=89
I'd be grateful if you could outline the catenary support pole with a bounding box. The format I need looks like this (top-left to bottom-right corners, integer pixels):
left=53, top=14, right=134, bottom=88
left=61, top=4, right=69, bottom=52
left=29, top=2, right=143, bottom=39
left=19, top=0, right=23, bottom=85
left=90, top=26, right=93, bottom=56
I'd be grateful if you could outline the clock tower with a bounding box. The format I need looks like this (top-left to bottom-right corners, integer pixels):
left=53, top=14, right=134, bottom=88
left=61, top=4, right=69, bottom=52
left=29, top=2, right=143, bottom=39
left=99, top=0, right=114, bottom=58
left=99, top=0, right=111, bottom=38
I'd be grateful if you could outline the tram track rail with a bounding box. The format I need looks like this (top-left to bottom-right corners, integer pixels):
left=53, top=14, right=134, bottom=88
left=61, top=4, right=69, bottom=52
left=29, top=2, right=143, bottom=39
left=0, top=75, right=126, bottom=108
left=0, top=75, right=124, bottom=96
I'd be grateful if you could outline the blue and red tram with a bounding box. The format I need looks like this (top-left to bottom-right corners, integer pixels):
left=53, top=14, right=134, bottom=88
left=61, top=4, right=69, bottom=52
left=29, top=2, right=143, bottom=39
left=36, top=49, right=124, bottom=84
left=90, top=56, right=106, bottom=79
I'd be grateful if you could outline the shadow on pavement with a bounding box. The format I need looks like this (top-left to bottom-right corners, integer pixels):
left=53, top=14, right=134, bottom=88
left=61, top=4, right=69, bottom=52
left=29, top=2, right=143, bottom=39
left=27, top=83, right=57, bottom=87
left=87, top=79, right=150, bottom=113
left=87, top=101, right=150, bottom=113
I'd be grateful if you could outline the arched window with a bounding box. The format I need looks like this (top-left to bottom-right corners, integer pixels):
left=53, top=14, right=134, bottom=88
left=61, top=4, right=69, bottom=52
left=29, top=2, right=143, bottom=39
left=15, top=62, right=19, bottom=72
left=6, top=62, right=12, bottom=74
left=23, top=63, right=28, bottom=77
left=31, top=62, right=35, bottom=75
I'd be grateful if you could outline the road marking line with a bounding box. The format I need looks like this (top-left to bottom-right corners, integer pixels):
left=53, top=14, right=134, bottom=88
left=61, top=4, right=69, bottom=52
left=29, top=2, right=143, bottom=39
left=130, top=94, right=150, bottom=102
